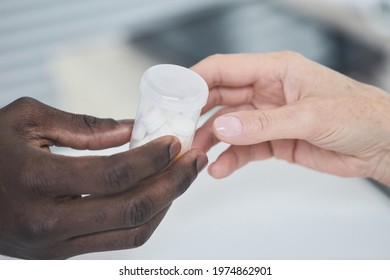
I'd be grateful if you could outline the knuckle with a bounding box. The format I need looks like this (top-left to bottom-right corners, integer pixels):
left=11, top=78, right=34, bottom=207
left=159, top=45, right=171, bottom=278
left=277, top=51, right=309, bottom=76
left=13, top=97, right=43, bottom=120
left=206, top=53, right=224, bottom=63
left=278, top=50, right=305, bottom=62
left=71, top=114, right=97, bottom=132
left=6, top=97, right=44, bottom=131
left=164, top=163, right=196, bottom=196
left=78, top=114, right=117, bottom=132
left=19, top=157, right=54, bottom=196
left=121, top=197, right=155, bottom=227
left=251, top=111, right=272, bottom=135
left=19, top=213, right=56, bottom=245
left=12, top=97, right=40, bottom=109
left=175, top=170, right=194, bottom=195
left=19, top=169, right=43, bottom=195
left=82, top=114, right=98, bottom=130
left=105, top=162, right=131, bottom=191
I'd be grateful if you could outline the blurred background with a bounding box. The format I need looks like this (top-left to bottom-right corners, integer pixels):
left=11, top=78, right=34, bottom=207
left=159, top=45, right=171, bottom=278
left=1, top=0, right=390, bottom=116
left=1, top=0, right=390, bottom=260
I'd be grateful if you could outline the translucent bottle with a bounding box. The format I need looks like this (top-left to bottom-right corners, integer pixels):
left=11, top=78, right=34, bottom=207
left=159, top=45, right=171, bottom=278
left=129, top=64, right=209, bottom=155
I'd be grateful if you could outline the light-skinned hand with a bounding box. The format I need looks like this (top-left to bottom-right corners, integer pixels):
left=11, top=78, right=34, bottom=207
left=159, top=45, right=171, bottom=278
left=191, top=52, right=390, bottom=186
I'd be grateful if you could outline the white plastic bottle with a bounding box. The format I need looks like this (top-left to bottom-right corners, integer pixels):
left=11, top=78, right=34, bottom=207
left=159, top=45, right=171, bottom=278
left=129, top=64, right=209, bottom=155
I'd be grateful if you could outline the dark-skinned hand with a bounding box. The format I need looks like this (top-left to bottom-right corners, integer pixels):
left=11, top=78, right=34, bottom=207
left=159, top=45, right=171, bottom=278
left=0, top=97, right=207, bottom=259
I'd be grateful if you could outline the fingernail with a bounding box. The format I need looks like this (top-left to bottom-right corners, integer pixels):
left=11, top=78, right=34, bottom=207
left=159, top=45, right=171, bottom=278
left=214, top=116, right=243, bottom=137
left=169, top=140, right=182, bottom=159
left=196, top=154, right=208, bottom=172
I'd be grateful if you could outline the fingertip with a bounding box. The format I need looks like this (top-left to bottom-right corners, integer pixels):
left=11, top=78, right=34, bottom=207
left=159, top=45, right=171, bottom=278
left=169, top=137, right=182, bottom=160
left=142, top=135, right=181, bottom=161
left=208, top=161, right=231, bottom=179
left=208, top=163, right=220, bottom=178
left=196, top=153, right=209, bottom=173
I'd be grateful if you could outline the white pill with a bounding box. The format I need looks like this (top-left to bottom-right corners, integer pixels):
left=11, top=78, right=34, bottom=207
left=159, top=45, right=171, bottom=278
left=171, top=115, right=195, bottom=136
left=141, top=108, right=166, bottom=134
left=148, top=124, right=173, bottom=141
left=141, top=107, right=162, bottom=126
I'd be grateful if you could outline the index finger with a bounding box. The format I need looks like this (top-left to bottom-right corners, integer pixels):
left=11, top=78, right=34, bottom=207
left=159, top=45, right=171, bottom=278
left=191, top=53, right=287, bottom=112
left=191, top=53, right=264, bottom=88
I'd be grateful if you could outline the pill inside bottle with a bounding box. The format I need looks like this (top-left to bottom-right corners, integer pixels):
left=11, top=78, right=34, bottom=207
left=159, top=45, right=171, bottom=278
left=129, top=64, right=209, bottom=155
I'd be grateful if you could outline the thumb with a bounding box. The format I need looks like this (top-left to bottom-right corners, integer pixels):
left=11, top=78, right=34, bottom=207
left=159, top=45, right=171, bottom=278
left=213, top=104, right=314, bottom=145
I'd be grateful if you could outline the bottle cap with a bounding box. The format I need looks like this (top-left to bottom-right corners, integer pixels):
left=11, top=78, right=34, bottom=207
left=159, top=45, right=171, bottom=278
left=140, top=64, right=209, bottom=112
